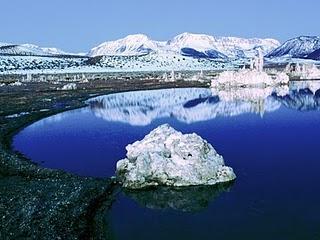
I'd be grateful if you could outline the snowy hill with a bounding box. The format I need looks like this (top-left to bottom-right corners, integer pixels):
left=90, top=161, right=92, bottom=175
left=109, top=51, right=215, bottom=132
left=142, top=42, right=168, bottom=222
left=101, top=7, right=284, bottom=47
left=0, top=43, right=72, bottom=56
left=0, top=55, right=88, bottom=74
left=168, top=33, right=279, bottom=59
left=0, top=53, right=242, bottom=74
left=265, top=36, right=320, bottom=58
left=89, top=53, right=242, bottom=72
left=88, top=33, right=280, bottom=59
left=88, top=34, right=165, bottom=57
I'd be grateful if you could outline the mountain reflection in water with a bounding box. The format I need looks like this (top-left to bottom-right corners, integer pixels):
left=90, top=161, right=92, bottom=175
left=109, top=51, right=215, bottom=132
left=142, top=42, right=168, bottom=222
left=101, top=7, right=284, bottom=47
left=88, top=81, right=320, bottom=125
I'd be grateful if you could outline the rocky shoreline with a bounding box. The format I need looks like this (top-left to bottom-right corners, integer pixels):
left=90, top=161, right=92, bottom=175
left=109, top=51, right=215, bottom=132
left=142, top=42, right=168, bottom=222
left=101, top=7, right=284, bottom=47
left=0, top=78, right=208, bottom=239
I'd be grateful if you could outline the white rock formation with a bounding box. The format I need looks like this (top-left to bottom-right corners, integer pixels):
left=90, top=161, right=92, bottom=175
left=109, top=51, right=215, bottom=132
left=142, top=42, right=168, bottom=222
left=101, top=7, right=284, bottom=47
left=116, top=124, right=236, bottom=189
left=170, top=70, right=175, bottom=81
left=60, top=83, right=77, bottom=91
left=162, top=72, right=168, bottom=82
left=26, top=73, right=32, bottom=81
left=188, top=70, right=206, bottom=82
left=288, top=63, right=320, bottom=80
left=212, top=86, right=288, bottom=102
left=9, top=81, right=23, bottom=86
left=212, top=70, right=272, bottom=87
left=211, top=50, right=289, bottom=87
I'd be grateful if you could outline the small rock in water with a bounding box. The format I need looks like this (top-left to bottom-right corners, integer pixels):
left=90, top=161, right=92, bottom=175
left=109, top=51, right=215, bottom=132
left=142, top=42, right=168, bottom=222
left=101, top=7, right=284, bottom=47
left=116, top=124, right=236, bottom=189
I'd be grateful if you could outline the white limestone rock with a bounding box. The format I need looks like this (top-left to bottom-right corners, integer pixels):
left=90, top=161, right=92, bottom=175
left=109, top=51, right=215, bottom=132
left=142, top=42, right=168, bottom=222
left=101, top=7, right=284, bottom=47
left=211, top=51, right=289, bottom=88
left=60, top=83, right=77, bottom=91
left=289, top=63, right=320, bottom=80
left=116, top=124, right=236, bottom=189
left=9, top=81, right=23, bottom=86
left=211, top=69, right=289, bottom=88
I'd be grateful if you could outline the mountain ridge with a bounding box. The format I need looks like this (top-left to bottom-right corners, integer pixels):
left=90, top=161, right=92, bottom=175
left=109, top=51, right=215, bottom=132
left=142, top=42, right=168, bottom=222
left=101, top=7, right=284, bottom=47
left=87, top=32, right=280, bottom=59
left=266, top=36, right=320, bottom=59
left=1, top=34, right=320, bottom=63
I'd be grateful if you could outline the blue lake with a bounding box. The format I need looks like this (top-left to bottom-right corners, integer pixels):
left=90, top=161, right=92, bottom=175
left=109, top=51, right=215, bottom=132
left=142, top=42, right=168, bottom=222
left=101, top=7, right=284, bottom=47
left=13, top=84, right=320, bottom=239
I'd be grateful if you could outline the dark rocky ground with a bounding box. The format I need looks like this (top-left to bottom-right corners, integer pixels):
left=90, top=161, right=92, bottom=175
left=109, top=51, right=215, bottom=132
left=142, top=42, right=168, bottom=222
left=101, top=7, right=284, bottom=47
left=0, top=78, right=208, bottom=239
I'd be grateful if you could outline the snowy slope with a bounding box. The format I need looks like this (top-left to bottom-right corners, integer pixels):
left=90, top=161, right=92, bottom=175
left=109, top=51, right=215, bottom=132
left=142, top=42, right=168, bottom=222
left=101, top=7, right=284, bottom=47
left=88, top=34, right=165, bottom=57
left=0, top=43, right=70, bottom=56
left=167, top=33, right=279, bottom=59
left=167, top=33, right=228, bottom=59
left=265, top=36, right=320, bottom=58
left=92, top=53, right=241, bottom=72
left=0, top=52, right=243, bottom=74
left=0, top=55, right=87, bottom=74
left=88, top=33, right=280, bottom=59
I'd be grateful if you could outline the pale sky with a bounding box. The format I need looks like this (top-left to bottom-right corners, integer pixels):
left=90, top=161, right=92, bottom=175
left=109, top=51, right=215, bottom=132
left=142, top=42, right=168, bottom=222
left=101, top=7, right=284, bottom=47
left=1, top=0, right=319, bottom=52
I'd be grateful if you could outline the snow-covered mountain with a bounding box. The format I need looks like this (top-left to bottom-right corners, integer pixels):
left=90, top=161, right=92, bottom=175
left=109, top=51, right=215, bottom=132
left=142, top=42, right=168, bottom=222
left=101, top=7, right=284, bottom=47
left=265, top=36, right=320, bottom=59
left=3, top=34, right=320, bottom=75
left=168, top=33, right=279, bottom=59
left=88, top=34, right=165, bottom=57
left=88, top=33, right=280, bottom=59
left=0, top=43, right=71, bottom=56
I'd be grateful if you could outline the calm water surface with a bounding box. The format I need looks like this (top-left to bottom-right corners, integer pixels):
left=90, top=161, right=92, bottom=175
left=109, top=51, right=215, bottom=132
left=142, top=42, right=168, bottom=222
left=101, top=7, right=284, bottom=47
left=13, top=83, right=320, bottom=239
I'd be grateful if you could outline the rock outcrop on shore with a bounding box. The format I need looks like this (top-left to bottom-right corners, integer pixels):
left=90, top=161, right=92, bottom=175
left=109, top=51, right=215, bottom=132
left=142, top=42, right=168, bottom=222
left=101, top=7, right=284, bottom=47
left=116, top=124, right=236, bottom=189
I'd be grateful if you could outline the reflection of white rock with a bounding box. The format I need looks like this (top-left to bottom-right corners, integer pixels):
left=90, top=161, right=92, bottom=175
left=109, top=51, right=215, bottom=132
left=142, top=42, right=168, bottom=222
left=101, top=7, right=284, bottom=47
left=213, top=85, right=289, bottom=102
left=124, top=184, right=232, bottom=212
left=290, top=80, right=320, bottom=94
left=213, top=87, right=272, bottom=102
left=274, top=85, right=290, bottom=97
left=116, top=124, right=236, bottom=189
